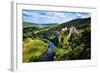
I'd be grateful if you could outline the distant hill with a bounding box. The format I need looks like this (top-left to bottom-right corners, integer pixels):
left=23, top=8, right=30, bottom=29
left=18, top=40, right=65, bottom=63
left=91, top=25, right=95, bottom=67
left=61, top=17, right=91, bottom=28
left=23, top=22, right=40, bottom=28
left=40, top=23, right=59, bottom=27
left=23, top=18, right=91, bottom=34
left=49, top=17, right=91, bottom=31
left=23, top=22, right=59, bottom=28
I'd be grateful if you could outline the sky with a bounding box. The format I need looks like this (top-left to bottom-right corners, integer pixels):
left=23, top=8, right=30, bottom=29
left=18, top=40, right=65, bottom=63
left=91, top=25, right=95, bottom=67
left=22, top=10, right=91, bottom=24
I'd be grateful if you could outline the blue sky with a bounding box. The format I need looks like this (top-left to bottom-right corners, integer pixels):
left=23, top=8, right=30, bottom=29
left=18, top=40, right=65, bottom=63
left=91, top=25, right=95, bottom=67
left=22, top=10, right=91, bottom=24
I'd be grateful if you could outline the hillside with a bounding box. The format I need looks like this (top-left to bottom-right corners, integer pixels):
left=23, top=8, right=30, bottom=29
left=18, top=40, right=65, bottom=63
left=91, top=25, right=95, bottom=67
left=49, top=17, right=91, bottom=31
left=23, top=22, right=40, bottom=28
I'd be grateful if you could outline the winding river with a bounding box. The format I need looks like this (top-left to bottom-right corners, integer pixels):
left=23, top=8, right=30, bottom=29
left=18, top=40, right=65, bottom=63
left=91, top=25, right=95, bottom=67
left=38, top=40, right=55, bottom=61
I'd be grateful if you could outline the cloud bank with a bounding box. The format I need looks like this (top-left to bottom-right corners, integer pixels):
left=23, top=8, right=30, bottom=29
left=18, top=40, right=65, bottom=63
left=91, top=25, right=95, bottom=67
left=23, top=10, right=90, bottom=24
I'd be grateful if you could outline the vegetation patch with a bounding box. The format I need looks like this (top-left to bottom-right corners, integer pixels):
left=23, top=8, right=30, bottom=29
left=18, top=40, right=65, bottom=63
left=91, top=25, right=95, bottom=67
left=23, top=39, right=48, bottom=62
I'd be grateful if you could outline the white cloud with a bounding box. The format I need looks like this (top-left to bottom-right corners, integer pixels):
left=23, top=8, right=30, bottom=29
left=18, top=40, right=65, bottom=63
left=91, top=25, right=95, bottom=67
left=23, top=11, right=33, bottom=16
left=38, top=12, right=66, bottom=19
left=76, top=13, right=91, bottom=19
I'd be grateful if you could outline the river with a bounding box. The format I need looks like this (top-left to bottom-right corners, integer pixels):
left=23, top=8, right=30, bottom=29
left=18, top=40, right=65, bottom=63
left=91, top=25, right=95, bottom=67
left=38, top=40, right=55, bottom=61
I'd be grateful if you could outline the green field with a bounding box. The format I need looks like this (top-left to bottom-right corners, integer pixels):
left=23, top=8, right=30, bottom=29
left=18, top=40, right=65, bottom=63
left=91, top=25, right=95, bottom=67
left=23, top=39, right=48, bottom=62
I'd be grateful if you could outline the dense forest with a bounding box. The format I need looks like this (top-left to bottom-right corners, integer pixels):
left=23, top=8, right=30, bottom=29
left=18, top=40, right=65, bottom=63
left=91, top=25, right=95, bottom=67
left=23, top=18, right=91, bottom=62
